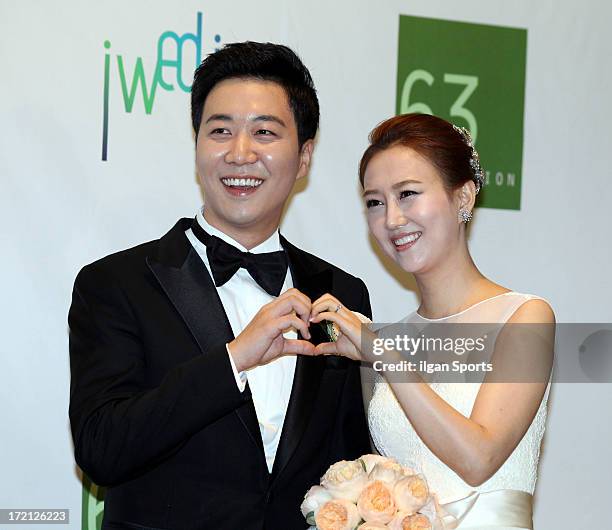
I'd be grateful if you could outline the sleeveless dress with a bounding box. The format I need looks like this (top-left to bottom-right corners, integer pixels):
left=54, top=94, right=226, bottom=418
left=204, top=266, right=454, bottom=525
left=366, top=293, right=551, bottom=529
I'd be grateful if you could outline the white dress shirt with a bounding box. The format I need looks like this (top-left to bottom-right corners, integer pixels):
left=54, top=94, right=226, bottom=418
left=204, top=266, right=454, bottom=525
left=185, top=209, right=297, bottom=473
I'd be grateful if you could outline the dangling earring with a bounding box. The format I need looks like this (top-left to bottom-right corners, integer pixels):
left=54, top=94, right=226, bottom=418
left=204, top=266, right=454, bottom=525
left=459, top=208, right=473, bottom=223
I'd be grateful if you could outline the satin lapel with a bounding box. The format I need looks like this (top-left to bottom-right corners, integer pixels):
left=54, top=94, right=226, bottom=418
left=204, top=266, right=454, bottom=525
left=271, top=237, right=331, bottom=481
left=146, top=219, right=265, bottom=456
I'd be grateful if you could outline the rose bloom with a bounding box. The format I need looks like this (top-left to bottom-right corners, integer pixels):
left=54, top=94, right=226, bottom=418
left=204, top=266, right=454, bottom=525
left=301, top=485, right=333, bottom=524
left=394, top=475, right=429, bottom=514
left=321, top=460, right=369, bottom=502
left=401, top=513, right=431, bottom=530
left=315, top=499, right=361, bottom=530
left=359, top=454, right=393, bottom=474
left=369, top=459, right=406, bottom=487
left=418, top=497, right=445, bottom=530
left=388, top=512, right=432, bottom=530
left=357, top=480, right=396, bottom=524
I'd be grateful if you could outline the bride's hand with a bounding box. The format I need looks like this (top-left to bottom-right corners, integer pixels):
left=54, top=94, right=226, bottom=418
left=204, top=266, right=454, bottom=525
left=309, top=294, right=373, bottom=361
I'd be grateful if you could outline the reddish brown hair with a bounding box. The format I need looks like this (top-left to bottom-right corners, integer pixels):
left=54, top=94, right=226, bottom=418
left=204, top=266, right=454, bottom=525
left=359, top=113, right=475, bottom=192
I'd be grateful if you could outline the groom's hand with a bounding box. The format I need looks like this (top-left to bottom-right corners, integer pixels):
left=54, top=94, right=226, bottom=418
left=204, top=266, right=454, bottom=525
left=310, top=293, right=374, bottom=361
left=228, top=288, right=315, bottom=372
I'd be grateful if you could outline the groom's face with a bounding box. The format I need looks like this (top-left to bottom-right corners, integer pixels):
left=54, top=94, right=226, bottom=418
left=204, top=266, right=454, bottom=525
left=195, top=78, right=313, bottom=245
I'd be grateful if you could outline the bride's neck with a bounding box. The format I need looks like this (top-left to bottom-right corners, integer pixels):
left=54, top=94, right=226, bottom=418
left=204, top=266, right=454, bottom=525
left=415, top=253, right=489, bottom=320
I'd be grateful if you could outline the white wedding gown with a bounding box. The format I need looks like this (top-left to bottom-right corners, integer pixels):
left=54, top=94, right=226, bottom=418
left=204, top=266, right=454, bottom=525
left=366, top=293, right=551, bottom=529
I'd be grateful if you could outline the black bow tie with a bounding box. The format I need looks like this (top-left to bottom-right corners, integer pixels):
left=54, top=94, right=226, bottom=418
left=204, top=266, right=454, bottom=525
left=190, top=218, right=289, bottom=297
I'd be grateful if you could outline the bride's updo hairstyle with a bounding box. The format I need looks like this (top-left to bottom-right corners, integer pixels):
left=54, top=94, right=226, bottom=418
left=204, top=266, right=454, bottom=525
left=359, top=113, right=479, bottom=195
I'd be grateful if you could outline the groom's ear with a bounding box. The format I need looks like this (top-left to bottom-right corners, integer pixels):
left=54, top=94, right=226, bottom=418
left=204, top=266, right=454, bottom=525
left=296, top=139, right=314, bottom=180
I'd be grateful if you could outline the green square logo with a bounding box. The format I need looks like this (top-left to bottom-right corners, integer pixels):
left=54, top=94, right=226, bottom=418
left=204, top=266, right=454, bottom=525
left=396, top=15, right=527, bottom=210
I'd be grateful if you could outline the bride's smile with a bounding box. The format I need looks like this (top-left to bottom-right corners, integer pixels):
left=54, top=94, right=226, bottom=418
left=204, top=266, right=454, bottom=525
left=391, top=230, right=422, bottom=251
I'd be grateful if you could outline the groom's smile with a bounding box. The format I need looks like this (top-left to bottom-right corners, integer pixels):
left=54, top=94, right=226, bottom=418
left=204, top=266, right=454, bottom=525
left=220, top=176, right=265, bottom=197
left=195, top=77, right=313, bottom=248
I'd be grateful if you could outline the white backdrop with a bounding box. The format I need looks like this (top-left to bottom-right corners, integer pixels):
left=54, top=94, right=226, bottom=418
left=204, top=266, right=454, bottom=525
left=1, top=1, right=611, bottom=528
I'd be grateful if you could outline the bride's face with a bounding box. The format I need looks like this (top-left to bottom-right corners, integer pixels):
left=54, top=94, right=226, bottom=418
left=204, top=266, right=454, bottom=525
left=363, top=145, right=463, bottom=275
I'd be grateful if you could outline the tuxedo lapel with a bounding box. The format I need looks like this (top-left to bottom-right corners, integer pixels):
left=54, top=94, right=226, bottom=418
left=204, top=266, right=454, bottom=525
left=146, top=219, right=233, bottom=354
left=271, top=237, right=331, bottom=481
left=146, top=219, right=265, bottom=457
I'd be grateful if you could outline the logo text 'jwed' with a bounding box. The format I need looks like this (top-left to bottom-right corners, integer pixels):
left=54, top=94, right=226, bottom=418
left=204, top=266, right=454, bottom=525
left=101, top=12, right=221, bottom=161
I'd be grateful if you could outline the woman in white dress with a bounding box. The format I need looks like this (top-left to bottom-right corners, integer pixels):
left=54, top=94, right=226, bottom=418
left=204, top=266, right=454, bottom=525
left=309, top=114, right=555, bottom=529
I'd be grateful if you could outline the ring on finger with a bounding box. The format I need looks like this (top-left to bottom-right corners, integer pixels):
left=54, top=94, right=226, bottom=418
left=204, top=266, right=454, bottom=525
left=334, top=303, right=343, bottom=313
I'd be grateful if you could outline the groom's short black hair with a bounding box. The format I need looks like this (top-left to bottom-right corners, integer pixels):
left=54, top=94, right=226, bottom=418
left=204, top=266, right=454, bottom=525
left=191, top=41, right=319, bottom=147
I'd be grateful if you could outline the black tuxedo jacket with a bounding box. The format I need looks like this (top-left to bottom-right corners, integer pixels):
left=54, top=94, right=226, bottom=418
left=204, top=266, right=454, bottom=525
left=68, top=218, right=372, bottom=530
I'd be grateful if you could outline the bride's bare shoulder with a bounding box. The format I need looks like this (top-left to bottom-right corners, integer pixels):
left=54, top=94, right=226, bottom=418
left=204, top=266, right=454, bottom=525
left=507, top=298, right=556, bottom=324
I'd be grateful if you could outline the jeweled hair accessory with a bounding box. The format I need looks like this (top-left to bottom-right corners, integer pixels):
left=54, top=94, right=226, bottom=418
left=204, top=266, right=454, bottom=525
left=452, top=124, right=484, bottom=194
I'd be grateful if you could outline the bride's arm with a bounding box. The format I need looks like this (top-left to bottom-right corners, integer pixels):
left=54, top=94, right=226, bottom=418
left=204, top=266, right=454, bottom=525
left=310, top=296, right=555, bottom=486
left=383, top=299, right=555, bottom=486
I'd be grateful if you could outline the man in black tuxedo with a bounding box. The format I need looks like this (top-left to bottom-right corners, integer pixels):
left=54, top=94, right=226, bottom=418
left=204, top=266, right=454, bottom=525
left=69, top=42, right=371, bottom=530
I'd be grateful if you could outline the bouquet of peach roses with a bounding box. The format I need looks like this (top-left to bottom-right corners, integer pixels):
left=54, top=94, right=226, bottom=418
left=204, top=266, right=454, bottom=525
left=301, top=455, right=446, bottom=530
